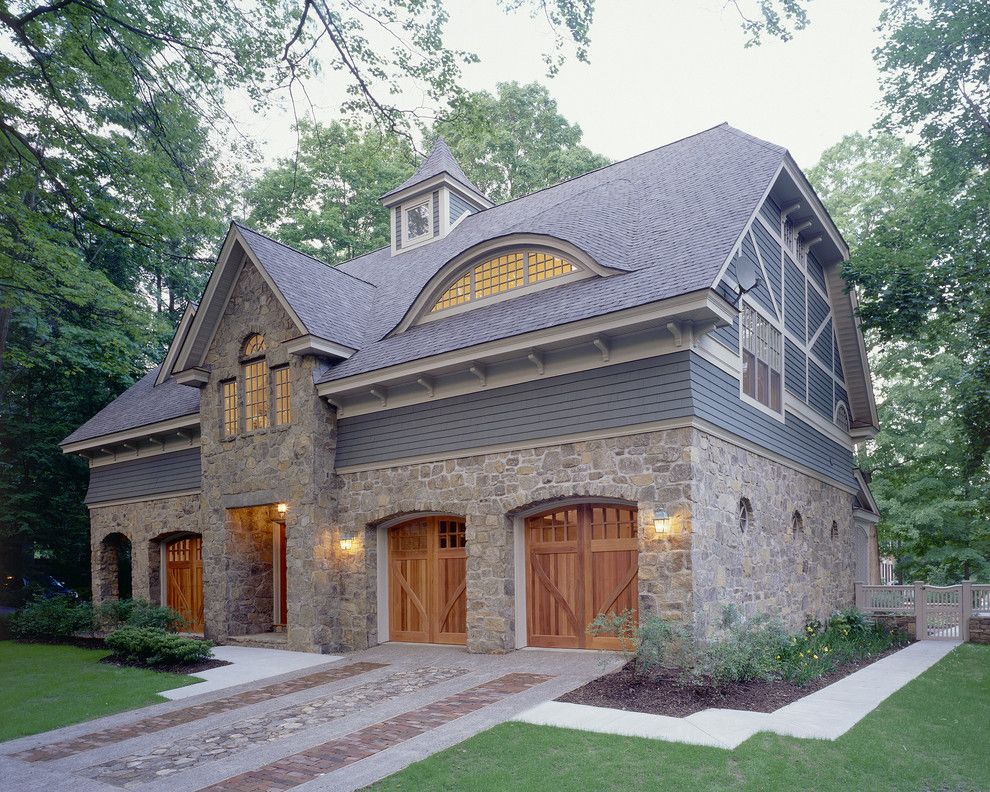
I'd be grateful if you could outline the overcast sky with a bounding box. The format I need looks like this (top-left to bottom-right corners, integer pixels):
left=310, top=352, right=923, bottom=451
left=242, top=0, right=885, bottom=173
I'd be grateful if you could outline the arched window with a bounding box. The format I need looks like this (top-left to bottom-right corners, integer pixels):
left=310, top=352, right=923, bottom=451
left=243, top=333, right=266, bottom=357
left=431, top=249, right=579, bottom=314
left=834, top=402, right=850, bottom=432
left=738, top=498, right=753, bottom=533
left=241, top=334, right=268, bottom=431
left=791, top=510, right=804, bottom=535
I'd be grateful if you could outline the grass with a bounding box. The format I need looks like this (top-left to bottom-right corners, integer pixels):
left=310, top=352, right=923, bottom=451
left=0, top=640, right=200, bottom=742
left=370, top=644, right=990, bottom=792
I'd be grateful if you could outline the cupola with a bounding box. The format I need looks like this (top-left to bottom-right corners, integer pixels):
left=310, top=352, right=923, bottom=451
left=381, top=137, right=493, bottom=255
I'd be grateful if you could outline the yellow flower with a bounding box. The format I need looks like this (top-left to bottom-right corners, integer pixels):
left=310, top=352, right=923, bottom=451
left=776, top=655, right=781, bottom=660
left=812, top=654, right=819, bottom=660
left=799, top=652, right=804, bottom=658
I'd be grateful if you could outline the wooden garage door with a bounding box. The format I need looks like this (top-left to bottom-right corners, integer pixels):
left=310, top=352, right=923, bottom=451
left=525, top=504, right=638, bottom=649
left=388, top=516, right=467, bottom=645
left=166, top=536, right=204, bottom=633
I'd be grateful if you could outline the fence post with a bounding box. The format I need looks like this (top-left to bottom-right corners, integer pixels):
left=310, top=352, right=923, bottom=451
left=961, top=580, right=972, bottom=642
left=854, top=581, right=865, bottom=610
left=914, top=581, right=926, bottom=640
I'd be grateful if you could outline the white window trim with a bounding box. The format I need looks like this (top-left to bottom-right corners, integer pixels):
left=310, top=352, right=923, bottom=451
left=402, top=198, right=433, bottom=248
left=739, top=298, right=786, bottom=423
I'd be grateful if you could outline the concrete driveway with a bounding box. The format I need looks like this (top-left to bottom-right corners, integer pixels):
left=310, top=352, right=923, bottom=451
left=1, top=642, right=620, bottom=792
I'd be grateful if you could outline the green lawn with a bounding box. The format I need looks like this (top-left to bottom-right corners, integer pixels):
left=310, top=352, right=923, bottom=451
left=0, top=640, right=200, bottom=742
left=371, top=644, right=990, bottom=792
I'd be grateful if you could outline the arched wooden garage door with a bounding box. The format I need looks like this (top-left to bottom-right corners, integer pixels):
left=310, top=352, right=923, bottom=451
left=388, top=516, right=467, bottom=645
left=525, top=503, right=638, bottom=649
left=166, top=536, right=204, bottom=633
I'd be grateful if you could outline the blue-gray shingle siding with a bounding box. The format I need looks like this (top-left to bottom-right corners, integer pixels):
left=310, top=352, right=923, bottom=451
left=833, top=335, right=844, bottom=378
left=394, top=207, right=402, bottom=250
left=807, top=287, right=830, bottom=339
left=85, top=448, right=201, bottom=505
left=785, top=338, right=807, bottom=400
left=759, top=195, right=781, bottom=229
left=741, top=236, right=776, bottom=317
left=808, top=361, right=834, bottom=419
left=752, top=221, right=782, bottom=310
left=808, top=250, right=827, bottom=292
left=784, top=259, right=805, bottom=342
left=449, top=192, right=474, bottom=224
left=432, top=191, right=440, bottom=237
left=336, top=354, right=694, bottom=468
left=811, top=318, right=833, bottom=368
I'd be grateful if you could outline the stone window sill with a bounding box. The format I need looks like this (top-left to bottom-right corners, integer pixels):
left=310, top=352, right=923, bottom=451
left=221, top=424, right=291, bottom=443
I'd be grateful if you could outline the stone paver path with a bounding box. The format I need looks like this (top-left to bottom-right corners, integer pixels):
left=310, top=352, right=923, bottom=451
left=15, top=661, right=385, bottom=763
left=201, top=673, right=552, bottom=792
left=1, top=643, right=618, bottom=792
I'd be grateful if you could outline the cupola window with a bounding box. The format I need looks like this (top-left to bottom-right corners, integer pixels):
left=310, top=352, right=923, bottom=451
left=405, top=200, right=431, bottom=241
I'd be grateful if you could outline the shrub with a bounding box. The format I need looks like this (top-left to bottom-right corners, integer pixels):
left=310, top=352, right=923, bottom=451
left=589, top=610, right=693, bottom=676
left=694, top=606, right=790, bottom=686
left=96, top=599, right=185, bottom=632
left=9, top=598, right=94, bottom=640
left=105, top=627, right=213, bottom=666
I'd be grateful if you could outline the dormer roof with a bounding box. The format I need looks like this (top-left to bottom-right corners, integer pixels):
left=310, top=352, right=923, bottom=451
left=380, top=137, right=491, bottom=208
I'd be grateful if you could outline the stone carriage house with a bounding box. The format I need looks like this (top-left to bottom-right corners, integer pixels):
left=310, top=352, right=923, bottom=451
left=63, top=125, right=882, bottom=654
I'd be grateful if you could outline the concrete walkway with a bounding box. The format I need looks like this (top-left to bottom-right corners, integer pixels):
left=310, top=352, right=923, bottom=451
left=0, top=643, right=621, bottom=792
left=514, top=640, right=960, bottom=749
left=161, top=645, right=343, bottom=700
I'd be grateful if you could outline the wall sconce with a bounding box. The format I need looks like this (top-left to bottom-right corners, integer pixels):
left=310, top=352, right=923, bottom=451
left=339, top=530, right=356, bottom=551
left=276, top=502, right=288, bottom=515
left=654, top=509, right=671, bottom=536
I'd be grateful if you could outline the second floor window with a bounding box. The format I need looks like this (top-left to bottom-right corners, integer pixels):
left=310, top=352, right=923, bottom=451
left=222, top=380, right=238, bottom=437
left=244, top=358, right=268, bottom=431
left=741, top=304, right=782, bottom=413
left=273, top=366, right=291, bottom=426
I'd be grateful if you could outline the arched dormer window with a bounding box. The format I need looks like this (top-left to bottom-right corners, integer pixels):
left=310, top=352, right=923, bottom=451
left=241, top=334, right=268, bottom=432
left=430, top=248, right=581, bottom=315
left=834, top=402, right=850, bottom=432
left=243, top=333, right=266, bottom=357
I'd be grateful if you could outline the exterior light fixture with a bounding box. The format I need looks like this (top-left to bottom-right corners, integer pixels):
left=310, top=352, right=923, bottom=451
left=276, top=502, right=288, bottom=514
left=654, top=509, right=671, bottom=536
left=339, top=530, right=356, bottom=551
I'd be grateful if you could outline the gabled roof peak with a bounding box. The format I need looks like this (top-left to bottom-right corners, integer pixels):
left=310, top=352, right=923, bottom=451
left=381, top=137, right=490, bottom=206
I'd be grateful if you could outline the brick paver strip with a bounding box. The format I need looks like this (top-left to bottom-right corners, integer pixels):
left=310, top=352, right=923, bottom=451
left=16, top=661, right=386, bottom=763
left=199, top=673, right=553, bottom=792
left=83, top=666, right=467, bottom=786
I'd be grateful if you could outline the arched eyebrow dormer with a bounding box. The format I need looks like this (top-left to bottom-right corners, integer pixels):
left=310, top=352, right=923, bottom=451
left=393, top=235, right=615, bottom=334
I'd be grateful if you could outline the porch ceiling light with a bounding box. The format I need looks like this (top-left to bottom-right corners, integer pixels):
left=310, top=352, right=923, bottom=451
left=654, top=509, right=671, bottom=536
left=276, top=502, right=288, bottom=514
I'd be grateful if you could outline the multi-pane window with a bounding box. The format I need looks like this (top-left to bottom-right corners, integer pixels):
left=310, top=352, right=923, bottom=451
left=222, top=380, right=239, bottom=437
left=741, top=303, right=782, bottom=412
left=272, top=366, right=291, bottom=426
left=243, top=359, right=268, bottom=431
left=405, top=201, right=431, bottom=241
left=243, top=333, right=265, bottom=356
left=431, top=249, right=578, bottom=313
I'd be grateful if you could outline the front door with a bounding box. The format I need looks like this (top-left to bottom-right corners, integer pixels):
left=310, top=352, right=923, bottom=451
left=525, top=503, right=638, bottom=649
left=388, top=516, right=467, bottom=644
left=166, top=536, right=204, bottom=633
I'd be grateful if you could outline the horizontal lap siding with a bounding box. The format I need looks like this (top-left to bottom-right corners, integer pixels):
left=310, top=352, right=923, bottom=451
left=759, top=196, right=781, bottom=229
left=784, top=260, right=805, bottom=342
left=335, top=353, right=694, bottom=467
left=449, top=192, right=474, bottom=224
left=811, top=318, right=833, bottom=367
left=808, top=361, right=834, bottom=419
left=85, top=447, right=201, bottom=505
left=712, top=276, right=739, bottom=353
left=785, top=338, right=807, bottom=400
left=752, top=221, right=782, bottom=310
left=741, top=236, right=776, bottom=317
left=690, top=355, right=855, bottom=488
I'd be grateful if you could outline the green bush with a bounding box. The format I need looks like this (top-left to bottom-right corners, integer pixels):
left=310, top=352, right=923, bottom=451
left=589, top=610, right=692, bottom=676
left=9, top=598, right=95, bottom=640
left=105, top=627, right=213, bottom=666
left=776, top=609, right=908, bottom=685
left=694, top=606, right=790, bottom=686
left=96, top=598, right=185, bottom=632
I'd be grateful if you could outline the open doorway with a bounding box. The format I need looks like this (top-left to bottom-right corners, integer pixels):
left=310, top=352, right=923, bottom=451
left=225, top=504, right=286, bottom=641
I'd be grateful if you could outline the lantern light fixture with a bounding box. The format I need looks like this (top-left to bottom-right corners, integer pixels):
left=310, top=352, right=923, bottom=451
left=654, top=509, right=671, bottom=535
left=339, top=530, right=356, bottom=551
left=276, top=502, right=288, bottom=514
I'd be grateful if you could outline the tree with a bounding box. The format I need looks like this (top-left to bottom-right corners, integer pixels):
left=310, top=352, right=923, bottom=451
left=433, top=81, right=610, bottom=203
left=244, top=122, right=417, bottom=262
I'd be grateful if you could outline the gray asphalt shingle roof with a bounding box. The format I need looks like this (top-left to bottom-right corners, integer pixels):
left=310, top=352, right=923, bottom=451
left=381, top=136, right=486, bottom=202
left=62, top=367, right=200, bottom=446
left=63, top=123, right=788, bottom=446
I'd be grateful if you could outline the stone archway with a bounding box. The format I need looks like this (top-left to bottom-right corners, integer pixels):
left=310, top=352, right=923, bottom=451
left=96, top=532, right=132, bottom=602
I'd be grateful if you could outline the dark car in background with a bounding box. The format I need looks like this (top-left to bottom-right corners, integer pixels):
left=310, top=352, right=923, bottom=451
left=0, top=574, right=80, bottom=608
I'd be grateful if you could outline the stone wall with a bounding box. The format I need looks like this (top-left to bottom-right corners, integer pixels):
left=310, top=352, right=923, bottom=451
left=89, top=493, right=201, bottom=607
left=969, top=617, right=990, bottom=644
left=198, top=256, right=338, bottom=651
left=225, top=506, right=277, bottom=635
left=690, top=431, right=856, bottom=637
left=333, top=427, right=697, bottom=653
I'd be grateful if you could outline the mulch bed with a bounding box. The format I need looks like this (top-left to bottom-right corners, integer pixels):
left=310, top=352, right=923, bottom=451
left=100, top=655, right=232, bottom=674
left=558, top=643, right=909, bottom=717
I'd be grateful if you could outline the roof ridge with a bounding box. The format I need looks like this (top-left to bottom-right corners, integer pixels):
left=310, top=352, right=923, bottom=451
left=233, top=222, right=378, bottom=288
left=720, top=124, right=789, bottom=156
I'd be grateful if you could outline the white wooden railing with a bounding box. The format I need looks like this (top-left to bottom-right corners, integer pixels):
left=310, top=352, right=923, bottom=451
left=856, top=580, right=986, bottom=641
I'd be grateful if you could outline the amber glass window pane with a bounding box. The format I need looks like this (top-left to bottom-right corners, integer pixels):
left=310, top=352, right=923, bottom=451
left=273, top=366, right=291, bottom=426
left=529, top=251, right=576, bottom=282
left=222, top=380, right=239, bottom=437
left=244, top=359, right=268, bottom=431
left=432, top=271, right=472, bottom=312
left=474, top=252, right=524, bottom=297
left=243, top=333, right=265, bottom=356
